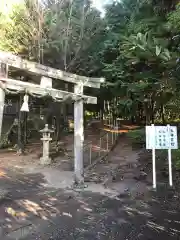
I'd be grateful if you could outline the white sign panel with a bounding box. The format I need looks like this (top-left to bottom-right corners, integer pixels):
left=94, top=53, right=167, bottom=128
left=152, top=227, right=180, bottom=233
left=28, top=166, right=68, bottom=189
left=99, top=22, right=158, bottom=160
left=146, top=124, right=177, bottom=189
left=146, top=125, right=178, bottom=150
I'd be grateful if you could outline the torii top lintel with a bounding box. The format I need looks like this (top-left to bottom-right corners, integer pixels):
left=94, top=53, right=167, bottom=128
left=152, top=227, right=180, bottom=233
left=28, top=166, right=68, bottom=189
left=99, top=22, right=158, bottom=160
left=0, top=51, right=105, bottom=88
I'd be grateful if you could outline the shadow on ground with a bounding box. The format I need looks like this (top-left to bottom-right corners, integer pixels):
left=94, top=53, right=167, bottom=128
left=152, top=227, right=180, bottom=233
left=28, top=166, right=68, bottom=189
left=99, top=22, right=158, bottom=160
left=0, top=166, right=179, bottom=239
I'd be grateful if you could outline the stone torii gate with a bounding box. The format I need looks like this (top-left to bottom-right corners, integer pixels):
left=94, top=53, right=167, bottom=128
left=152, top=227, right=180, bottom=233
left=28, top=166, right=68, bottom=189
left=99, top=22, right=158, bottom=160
left=0, top=51, right=105, bottom=184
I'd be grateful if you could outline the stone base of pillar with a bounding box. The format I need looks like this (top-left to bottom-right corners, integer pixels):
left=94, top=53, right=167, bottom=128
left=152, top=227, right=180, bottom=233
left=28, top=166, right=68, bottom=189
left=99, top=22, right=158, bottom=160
left=40, top=157, right=51, bottom=165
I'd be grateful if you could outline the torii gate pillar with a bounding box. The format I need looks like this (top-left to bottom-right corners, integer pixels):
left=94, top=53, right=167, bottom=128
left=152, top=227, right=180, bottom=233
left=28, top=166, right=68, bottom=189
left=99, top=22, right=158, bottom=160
left=0, top=63, right=6, bottom=140
left=74, top=84, right=84, bottom=184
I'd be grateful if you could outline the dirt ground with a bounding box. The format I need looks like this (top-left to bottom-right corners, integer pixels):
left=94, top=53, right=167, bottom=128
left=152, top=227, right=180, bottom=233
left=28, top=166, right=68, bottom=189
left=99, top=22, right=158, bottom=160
left=0, top=124, right=114, bottom=171
left=0, top=134, right=179, bottom=239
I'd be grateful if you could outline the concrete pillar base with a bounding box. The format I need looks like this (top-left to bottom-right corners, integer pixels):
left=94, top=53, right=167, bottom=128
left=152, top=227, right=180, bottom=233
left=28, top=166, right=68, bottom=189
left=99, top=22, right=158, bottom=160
left=40, top=157, right=51, bottom=165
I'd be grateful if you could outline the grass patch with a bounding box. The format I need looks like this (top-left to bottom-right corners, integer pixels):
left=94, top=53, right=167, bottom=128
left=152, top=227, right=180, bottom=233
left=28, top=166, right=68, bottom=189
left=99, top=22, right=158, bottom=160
left=126, top=128, right=145, bottom=147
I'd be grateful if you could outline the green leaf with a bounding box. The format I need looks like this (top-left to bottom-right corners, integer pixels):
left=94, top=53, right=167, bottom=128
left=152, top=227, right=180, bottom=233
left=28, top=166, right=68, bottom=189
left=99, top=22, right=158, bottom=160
left=163, top=49, right=171, bottom=60
left=155, top=45, right=161, bottom=56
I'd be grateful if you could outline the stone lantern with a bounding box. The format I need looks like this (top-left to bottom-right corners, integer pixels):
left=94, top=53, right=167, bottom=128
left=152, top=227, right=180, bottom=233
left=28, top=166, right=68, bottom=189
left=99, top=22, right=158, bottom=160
left=39, top=124, right=54, bottom=165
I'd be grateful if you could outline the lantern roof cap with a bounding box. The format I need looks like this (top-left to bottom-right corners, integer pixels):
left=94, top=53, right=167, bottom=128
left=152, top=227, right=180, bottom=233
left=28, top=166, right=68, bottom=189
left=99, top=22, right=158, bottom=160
left=39, top=124, right=54, bottom=133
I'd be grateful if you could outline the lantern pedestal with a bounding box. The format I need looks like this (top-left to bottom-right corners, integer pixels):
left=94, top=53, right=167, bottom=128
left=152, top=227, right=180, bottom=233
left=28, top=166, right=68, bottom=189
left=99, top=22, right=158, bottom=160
left=40, top=157, right=51, bottom=165
left=39, top=124, right=54, bottom=165
left=40, top=138, right=52, bottom=165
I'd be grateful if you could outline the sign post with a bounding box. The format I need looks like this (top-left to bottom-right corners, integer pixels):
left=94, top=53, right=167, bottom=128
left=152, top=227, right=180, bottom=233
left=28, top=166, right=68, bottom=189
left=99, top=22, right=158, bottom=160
left=167, top=124, right=173, bottom=186
left=152, top=124, right=156, bottom=189
left=146, top=124, right=178, bottom=189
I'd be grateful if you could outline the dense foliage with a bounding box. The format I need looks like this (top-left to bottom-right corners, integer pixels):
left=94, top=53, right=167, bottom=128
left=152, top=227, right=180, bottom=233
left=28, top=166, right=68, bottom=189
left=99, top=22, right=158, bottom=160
left=101, top=0, right=180, bottom=124
left=0, top=0, right=180, bottom=123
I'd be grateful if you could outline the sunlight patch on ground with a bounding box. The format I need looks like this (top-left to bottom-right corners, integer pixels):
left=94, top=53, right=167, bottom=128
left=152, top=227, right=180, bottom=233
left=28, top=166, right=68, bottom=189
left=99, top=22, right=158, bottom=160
left=18, top=199, right=43, bottom=216
left=62, top=212, right=72, bottom=217
left=81, top=205, right=93, bottom=212
left=121, top=125, right=139, bottom=130
left=0, top=169, right=8, bottom=178
left=103, top=127, right=129, bottom=133
left=147, top=221, right=166, bottom=232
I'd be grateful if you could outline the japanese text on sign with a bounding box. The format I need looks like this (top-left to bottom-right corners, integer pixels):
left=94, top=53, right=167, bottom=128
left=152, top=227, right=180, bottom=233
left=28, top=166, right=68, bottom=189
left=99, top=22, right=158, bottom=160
left=146, top=125, right=178, bottom=150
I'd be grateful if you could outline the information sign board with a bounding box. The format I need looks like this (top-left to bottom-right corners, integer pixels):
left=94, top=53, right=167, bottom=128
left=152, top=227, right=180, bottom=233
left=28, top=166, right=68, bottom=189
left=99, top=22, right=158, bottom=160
left=146, top=126, right=178, bottom=150
left=145, top=124, right=178, bottom=189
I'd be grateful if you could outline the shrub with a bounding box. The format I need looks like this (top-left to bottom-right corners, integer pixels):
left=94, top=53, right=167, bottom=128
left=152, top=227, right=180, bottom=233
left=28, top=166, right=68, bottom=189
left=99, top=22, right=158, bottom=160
left=172, top=149, right=180, bottom=170
left=126, top=128, right=145, bottom=146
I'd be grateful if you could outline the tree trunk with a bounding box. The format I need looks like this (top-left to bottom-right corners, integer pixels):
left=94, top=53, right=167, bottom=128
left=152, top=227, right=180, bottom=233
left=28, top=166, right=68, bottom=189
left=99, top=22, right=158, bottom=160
left=151, top=99, right=155, bottom=124
left=131, top=116, right=135, bottom=124
left=161, top=104, right=165, bottom=124
left=100, top=108, right=104, bottom=123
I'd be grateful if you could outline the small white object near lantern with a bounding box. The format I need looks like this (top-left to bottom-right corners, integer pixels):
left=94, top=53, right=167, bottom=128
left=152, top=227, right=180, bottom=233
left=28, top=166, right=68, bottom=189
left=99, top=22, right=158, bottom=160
left=20, top=94, right=29, bottom=112
left=39, top=124, right=54, bottom=165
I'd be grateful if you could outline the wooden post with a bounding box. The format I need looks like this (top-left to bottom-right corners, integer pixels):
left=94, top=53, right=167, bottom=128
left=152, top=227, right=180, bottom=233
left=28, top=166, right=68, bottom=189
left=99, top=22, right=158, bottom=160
left=23, top=112, right=27, bottom=144
left=74, top=84, right=84, bottom=184
left=17, top=95, right=24, bottom=154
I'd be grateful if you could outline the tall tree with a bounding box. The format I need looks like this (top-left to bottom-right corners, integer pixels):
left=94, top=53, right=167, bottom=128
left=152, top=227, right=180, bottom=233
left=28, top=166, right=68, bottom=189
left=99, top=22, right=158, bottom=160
left=99, top=0, right=179, bottom=123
